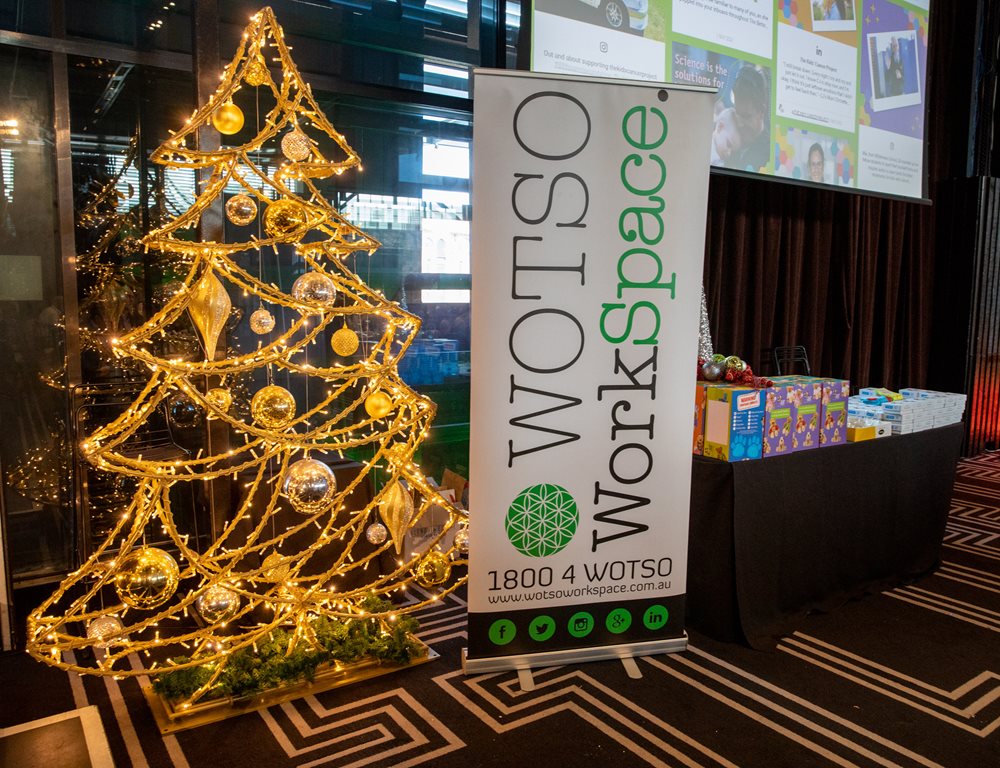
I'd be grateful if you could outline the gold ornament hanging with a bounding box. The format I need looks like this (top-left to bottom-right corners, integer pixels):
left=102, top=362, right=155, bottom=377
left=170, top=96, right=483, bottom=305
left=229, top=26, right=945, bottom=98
left=114, top=548, right=180, bottom=610
left=251, top=385, right=296, bottom=428
left=261, top=552, right=289, bottom=582
left=379, top=480, right=415, bottom=554
left=244, top=57, right=269, bottom=87
left=194, top=585, right=240, bottom=624
left=281, top=129, right=312, bottom=161
left=205, top=387, right=232, bottom=414
left=366, top=522, right=388, bottom=545
left=249, top=307, right=275, bottom=334
left=282, top=458, right=337, bottom=514
left=414, top=551, right=451, bottom=587
left=212, top=101, right=245, bottom=135
left=291, top=271, right=336, bottom=305
left=86, top=615, right=125, bottom=649
left=188, top=269, right=231, bottom=361
left=225, top=194, right=258, bottom=226
left=331, top=325, right=359, bottom=356
left=263, top=199, right=307, bottom=238
left=365, top=390, right=394, bottom=419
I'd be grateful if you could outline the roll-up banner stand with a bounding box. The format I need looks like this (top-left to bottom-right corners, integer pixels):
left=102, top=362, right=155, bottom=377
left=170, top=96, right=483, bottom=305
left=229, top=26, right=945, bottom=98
left=464, top=70, right=715, bottom=673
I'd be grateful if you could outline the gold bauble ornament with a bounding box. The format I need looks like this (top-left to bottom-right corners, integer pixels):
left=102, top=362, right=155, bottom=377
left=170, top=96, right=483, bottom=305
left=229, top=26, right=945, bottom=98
left=114, top=548, right=180, bottom=610
left=379, top=480, right=415, bottom=554
left=385, top=443, right=410, bottom=464
left=291, top=271, right=336, bottom=305
left=263, top=199, right=307, bottom=238
left=724, top=355, right=746, bottom=372
left=249, top=308, right=275, bottom=334
left=244, top=58, right=269, bottom=87
left=453, top=525, right=469, bottom=554
left=251, top=385, right=296, bottom=428
left=282, top=458, right=337, bottom=514
left=261, top=552, right=289, bottom=582
left=414, top=551, right=451, bottom=587
left=205, top=387, right=232, bottom=415
left=281, top=129, right=312, bottom=162
left=365, top=390, right=394, bottom=419
left=188, top=268, right=231, bottom=361
left=331, top=325, right=360, bottom=356
left=366, top=522, right=388, bottom=545
left=225, top=194, right=258, bottom=226
left=194, top=584, right=240, bottom=624
left=212, top=101, right=244, bottom=135
left=86, top=615, right=125, bottom=649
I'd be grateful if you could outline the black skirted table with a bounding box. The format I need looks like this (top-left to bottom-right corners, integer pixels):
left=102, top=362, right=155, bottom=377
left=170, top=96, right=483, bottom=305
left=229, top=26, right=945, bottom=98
left=685, top=423, right=964, bottom=649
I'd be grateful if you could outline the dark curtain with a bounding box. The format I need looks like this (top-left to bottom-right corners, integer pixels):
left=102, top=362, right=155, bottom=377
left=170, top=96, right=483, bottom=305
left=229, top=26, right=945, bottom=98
left=703, top=4, right=977, bottom=389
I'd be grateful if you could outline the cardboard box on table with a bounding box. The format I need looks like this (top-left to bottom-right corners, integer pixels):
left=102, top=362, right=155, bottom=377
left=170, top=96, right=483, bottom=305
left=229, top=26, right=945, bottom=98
left=763, top=385, right=794, bottom=457
left=767, top=376, right=820, bottom=452
left=819, top=378, right=850, bottom=447
left=703, top=386, right=766, bottom=461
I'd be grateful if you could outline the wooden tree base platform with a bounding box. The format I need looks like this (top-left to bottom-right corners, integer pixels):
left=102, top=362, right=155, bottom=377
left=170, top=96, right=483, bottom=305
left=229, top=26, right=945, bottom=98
left=142, top=640, right=438, bottom=734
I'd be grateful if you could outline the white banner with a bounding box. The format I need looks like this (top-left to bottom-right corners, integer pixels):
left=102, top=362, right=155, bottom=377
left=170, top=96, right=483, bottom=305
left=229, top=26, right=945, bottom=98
left=466, top=70, right=713, bottom=671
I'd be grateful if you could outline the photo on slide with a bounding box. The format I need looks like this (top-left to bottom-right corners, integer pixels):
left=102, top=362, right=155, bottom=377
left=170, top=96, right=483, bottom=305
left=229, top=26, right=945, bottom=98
left=708, top=59, right=773, bottom=174
left=774, top=126, right=856, bottom=187
left=811, top=0, right=856, bottom=33
left=534, top=0, right=657, bottom=38
left=866, top=29, right=921, bottom=112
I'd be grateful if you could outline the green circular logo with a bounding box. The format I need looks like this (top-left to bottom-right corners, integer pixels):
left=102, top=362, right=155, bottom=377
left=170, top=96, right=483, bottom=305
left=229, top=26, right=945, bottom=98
left=567, top=611, right=594, bottom=638
left=488, top=619, right=516, bottom=646
left=505, top=484, right=579, bottom=557
left=643, top=605, right=669, bottom=631
left=606, top=608, right=632, bottom=634
left=528, top=615, right=556, bottom=642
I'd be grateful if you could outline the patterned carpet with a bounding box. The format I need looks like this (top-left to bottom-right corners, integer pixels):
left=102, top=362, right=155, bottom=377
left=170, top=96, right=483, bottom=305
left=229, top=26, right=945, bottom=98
left=2, top=452, right=999, bottom=767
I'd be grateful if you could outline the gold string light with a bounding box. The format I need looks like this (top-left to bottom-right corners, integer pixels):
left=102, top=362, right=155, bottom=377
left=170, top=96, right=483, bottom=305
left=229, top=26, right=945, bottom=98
left=26, top=6, right=468, bottom=705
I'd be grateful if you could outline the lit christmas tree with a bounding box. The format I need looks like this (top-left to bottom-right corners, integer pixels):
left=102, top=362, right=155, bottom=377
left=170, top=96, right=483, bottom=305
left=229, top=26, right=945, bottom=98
left=27, top=7, right=468, bottom=708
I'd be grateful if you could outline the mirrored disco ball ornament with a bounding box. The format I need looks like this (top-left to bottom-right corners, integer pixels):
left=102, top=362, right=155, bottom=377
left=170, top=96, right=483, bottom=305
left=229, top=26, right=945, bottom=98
left=365, top=522, right=388, bottom=545
left=168, top=394, right=203, bottom=429
left=282, top=458, right=337, bottom=514
left=261, top=552, right=289, bottom=582
left=414, top=551, right=451, bottom=587
left=249, top=308, right=275, bottom=334
left=251, top=385, right=296, bottom=428
left=700, top=362, right=724, bottom=382
left=195, top=584, right=241, bottom=624
left=263, top=199, right=307, bottom=238
left=114, top=548, right=180, bottom=609
left=365, top=390, right=393, bottom=419
left=212, top=101, right=244, bottom=135
left=292, top=271, right=336, bottom=305
left=244, top=58, right=269, bottom=86
left=225, top=194, right=258, bottom=226
left=331, top=325, right=359, bottom=356
left=281, top=129, right=312, bottom=161
left=205, top=387, right=232, bottom=414
left=453, top=525, right=469, bottom=554
left=86, top=615, right=125, bottom=649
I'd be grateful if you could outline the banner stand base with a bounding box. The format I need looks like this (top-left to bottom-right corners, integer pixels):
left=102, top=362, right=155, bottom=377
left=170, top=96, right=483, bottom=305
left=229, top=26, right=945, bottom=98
left=461, top=634, right=688, bottom=675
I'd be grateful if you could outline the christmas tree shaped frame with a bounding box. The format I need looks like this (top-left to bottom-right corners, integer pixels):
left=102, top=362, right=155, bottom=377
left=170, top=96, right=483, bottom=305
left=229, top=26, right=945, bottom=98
left=26, top=7, right=469, bottom=707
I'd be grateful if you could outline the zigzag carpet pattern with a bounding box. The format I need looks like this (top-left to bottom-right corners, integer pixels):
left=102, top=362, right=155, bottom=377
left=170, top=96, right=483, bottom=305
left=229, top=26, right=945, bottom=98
left=3, top=453, right=1000, bottom=767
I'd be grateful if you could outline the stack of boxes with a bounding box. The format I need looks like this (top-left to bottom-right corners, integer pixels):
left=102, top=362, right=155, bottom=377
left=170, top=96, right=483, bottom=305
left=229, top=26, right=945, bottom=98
left=695, top=375, right=849, bottom=462
left=847, top=388, right=967, bottom=437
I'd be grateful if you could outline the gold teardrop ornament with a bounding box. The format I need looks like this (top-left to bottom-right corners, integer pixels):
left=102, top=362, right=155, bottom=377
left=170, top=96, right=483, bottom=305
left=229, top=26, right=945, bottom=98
left=188, top=269, right=231, bottom=360
left=379, top=480, right=415, bottom=554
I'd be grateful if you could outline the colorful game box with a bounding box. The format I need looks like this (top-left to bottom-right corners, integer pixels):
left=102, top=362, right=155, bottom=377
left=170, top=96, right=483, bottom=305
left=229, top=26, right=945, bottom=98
left=703, top=386, right=766, bottom=461
left=767, top=376, right=821, bottom=453
left=763, top=385, right=794, bottom=458
left=693, top=382, right=713, bottom=455
left=819, top=377, right=850, bottom=447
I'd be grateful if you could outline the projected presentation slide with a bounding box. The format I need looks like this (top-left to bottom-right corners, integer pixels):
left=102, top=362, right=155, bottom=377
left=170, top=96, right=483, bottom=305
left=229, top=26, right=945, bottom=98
left=530, top=0, right=930, bottom=199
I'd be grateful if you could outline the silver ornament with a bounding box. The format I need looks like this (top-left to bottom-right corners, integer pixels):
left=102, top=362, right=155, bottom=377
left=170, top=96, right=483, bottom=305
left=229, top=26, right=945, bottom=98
left=701, top=361, right=725, bottom=381
left=282, top=458, right=337, bottom=514
left=86, top=615, right=125, bottom=648
left=453, top=526, right=469, bottom=554
left=249, top=308, right=275, bottom=334
left=366, top=522, right=388, bottom=545
left=194, top=584, right=240, bottom=624
left=291, top=271, right=336, bottom=305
